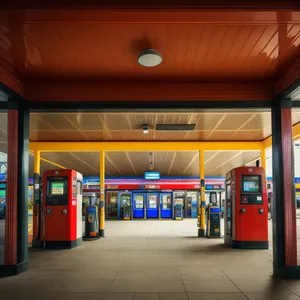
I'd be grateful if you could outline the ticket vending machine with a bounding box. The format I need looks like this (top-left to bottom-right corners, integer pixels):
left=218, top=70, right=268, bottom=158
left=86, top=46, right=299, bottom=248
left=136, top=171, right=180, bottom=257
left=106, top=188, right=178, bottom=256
left=173, top=191, right=185, bottom=219
left=40, top=169, right=83, bottom=248
left=119, top=191, right=132, bottom=220
left=224, top=166, right=268, bottom=249
left=206, top=204, right=221, bottom=238
left=173, top=192, right=184, bottom=220
left=186, top=191, right=199, bottom=218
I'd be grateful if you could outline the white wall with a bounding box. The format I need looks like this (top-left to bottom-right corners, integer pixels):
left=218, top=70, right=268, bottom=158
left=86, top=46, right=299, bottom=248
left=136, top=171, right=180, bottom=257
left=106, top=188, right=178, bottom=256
left=266, top=140, right=300, bottom=178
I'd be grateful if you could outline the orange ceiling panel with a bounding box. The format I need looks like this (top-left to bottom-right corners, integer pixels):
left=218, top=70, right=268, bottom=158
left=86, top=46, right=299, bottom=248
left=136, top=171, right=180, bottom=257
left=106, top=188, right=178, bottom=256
left=0, top=18, right=300, bottom=84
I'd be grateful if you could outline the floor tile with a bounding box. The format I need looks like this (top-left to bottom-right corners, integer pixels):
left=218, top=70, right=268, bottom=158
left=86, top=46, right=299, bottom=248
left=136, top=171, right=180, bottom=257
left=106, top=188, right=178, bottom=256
left=183, top=281, right=240, bottom=293
left=245, top=292, right=300, bottom=300
left=111, top=280, right=186, bottom=292
left=179, top=267, right=228, bottom=280
left=158, top=293, right=188, bottom=300
left=188, top=293, right=248, bottom=300
left=133, top=293, right=160, bottom=300
left=233, top=280, right=288, bottom=294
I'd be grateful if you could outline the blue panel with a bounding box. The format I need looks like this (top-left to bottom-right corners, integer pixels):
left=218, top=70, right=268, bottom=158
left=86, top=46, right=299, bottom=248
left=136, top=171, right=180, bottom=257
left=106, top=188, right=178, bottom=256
left=160, top=193, right=172, bottom=218
left=147, top=193, right=159, bottom=218
left=144, top=172, right=160, bottom=180
left=133, top=193, right=145, bottom=219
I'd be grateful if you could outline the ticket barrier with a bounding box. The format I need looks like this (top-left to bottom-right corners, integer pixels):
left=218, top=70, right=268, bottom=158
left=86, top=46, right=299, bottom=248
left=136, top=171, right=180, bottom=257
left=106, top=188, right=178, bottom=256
left=206, top=204, right=221, bottom=238
left=83, top=193, right=99, bottom=240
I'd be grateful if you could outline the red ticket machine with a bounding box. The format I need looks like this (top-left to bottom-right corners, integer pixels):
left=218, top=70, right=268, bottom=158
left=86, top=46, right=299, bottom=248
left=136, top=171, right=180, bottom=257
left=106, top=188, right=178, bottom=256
left=224, top=166, right=268, bottom=249
left=40, top=169, right=83, bottom=248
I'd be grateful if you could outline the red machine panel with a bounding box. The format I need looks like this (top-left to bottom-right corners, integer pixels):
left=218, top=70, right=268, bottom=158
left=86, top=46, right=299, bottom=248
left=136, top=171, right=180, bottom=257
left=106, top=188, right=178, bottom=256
left=40, top=169, right=83, bottom=249
left=224, top=166, right=268, bottom=249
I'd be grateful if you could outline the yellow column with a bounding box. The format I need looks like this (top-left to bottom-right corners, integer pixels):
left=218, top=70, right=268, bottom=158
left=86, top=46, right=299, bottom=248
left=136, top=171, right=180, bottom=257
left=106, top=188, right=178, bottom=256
left=260, top=148, right=266, bottom=171
left=32, top=150, right=41, bottom=244
left=99, top=150, right=105, bottom=237
left=198, top=150, right=206, bottom=237
left=34, top=150, right=40, bottom=174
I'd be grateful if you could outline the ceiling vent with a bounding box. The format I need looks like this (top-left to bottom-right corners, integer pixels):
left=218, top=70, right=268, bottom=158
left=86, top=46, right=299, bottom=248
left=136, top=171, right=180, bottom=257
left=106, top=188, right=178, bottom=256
left=156, top=124, right=196, bottom=131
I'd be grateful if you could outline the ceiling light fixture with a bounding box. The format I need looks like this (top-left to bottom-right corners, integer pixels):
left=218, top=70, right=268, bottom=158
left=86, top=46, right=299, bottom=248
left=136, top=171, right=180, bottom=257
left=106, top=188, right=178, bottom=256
left=156, top=124, right=196, bottom=131
left=142, top=124, right=149, bottom=134
left=138, top=49, right=163, bottom=67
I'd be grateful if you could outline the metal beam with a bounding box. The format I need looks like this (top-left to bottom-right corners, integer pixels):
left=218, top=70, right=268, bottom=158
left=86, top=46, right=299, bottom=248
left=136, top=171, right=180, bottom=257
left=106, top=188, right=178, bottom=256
left=29, top=141, right=263, bottom=152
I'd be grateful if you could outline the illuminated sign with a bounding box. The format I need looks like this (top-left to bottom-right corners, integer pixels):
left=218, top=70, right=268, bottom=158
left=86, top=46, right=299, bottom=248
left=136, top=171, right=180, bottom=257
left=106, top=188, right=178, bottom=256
left=205, top=184, right=224, bottom=190
left=295, top=142, right=300, bottom=149
left=144, top=172, right=160, bottom=180
left=145, top=185, right=160, bottom=189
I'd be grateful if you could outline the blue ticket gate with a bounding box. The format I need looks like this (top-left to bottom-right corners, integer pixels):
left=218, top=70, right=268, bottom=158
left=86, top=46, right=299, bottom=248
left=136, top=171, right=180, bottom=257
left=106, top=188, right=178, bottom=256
left=132, top=193, right=146, bottom=219
left=147, top=193, right=159, bottom=218
left=160, top=193, right=172, bottom=218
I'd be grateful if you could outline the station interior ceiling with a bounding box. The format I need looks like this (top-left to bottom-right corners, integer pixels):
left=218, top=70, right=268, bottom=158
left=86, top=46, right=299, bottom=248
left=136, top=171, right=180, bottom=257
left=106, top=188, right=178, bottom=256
left=0, top=110, right=300, bottom=177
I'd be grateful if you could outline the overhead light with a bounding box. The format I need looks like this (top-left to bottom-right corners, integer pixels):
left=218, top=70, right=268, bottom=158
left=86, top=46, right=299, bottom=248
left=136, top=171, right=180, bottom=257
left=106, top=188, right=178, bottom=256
left=156, top=124, right=196, bottom=131
left=142, top=124, right=149, bottom=134
left=138, top=49, right=162, bottom=67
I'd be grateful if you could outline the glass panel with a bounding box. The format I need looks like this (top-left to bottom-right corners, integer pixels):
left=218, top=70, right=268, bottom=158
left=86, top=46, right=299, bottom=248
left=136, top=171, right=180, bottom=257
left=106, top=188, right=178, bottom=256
left=148, top=195, right=157, bottom=208
left=107, top=191, right=119, bottom=218
left=162, top=194, right=171, bottom=209
left=135, top=195, right=144, bottom=209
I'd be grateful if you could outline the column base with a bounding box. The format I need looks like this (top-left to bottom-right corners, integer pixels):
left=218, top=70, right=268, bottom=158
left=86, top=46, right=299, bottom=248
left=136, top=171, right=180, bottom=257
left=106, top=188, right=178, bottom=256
left=198, top=229, right=206, bottom=237
left=274, top=265, right=300, bottom=278
left=100, top=229, right=105, bottom=237
left=0, top=260, right=28, bottom=277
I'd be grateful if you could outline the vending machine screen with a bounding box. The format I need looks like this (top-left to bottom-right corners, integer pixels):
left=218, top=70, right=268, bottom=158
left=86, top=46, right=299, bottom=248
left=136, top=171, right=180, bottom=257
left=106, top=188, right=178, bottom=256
left=46, top=177, right=68, bottom=205
left=242, top=176, right=261, bottom=193
left=51, top=182, right=64, bottom=195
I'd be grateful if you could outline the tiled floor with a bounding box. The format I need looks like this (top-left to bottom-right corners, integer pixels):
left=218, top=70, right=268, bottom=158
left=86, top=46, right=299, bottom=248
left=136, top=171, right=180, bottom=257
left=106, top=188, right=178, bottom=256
left=1, top=219, right=300, bottom=299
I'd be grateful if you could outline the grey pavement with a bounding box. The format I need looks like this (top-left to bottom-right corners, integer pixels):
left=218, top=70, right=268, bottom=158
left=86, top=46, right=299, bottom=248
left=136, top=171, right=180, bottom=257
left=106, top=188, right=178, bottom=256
left=1, top=219, right=300, bottom=299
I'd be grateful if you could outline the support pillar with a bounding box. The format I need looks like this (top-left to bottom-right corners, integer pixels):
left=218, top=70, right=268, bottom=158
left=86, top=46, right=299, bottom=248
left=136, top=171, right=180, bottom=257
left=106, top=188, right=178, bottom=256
left=272, top=98, right=299, bottom=277
left=198, top=150, right=205, bottom=237
left=32, top=150, right=40, bottom=244
left=99, top=150, right=105, bottom=237
left=260, top=149, right=266, bottom=171
left=0, top=104, right=29, bottom=276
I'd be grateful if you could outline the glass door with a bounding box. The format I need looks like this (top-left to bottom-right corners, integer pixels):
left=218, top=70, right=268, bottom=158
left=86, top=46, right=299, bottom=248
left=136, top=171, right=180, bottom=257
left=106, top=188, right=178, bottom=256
left=106, top=191, right=119, bottom=219
left=160, top=193, right=172, bottom=218
left=133, top=193, right=145, bottom=219
left=147, top=193, right=159, bottom=218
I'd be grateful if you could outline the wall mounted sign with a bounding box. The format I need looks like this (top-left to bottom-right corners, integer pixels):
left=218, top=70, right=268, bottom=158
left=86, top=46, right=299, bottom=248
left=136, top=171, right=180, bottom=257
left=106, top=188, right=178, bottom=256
left=144, top=172, right=160, bottom=180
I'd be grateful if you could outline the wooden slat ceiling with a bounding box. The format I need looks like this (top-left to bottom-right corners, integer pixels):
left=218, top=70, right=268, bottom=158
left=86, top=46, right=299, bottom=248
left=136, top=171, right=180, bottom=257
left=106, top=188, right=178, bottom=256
left=28, top=111, right=300, bottom=142
left=36, top=150, right=261, bottom=177
left=1, top=111, right=300, bottom=177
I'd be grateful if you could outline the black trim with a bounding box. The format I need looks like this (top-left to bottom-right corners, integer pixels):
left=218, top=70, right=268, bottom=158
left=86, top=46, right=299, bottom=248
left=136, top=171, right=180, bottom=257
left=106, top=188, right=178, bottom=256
left=99, top=229, right=105, bottom=237
left=225, top=236, right=269, bottom=249
left=274, top=266, right=300, bottom=278
left=198, top=228, right=205, bottom=237
left=0, top=261, right=28, bottom=277
left=27, top=101, right=272, bottom=112
left=271, top=98, right=293, bottom=272
left=16, top=103, right=29, bottom=265
left=44, top=238, right=83, bottom=249
left=292, top=101, right=300, bottom=107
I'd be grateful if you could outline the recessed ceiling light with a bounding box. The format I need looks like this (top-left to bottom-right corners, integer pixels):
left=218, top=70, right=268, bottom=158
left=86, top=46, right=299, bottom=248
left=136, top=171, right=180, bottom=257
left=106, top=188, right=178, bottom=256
left=142, top=124, right=149, bottom=134
left=138, top=49, right=162, bottom=67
